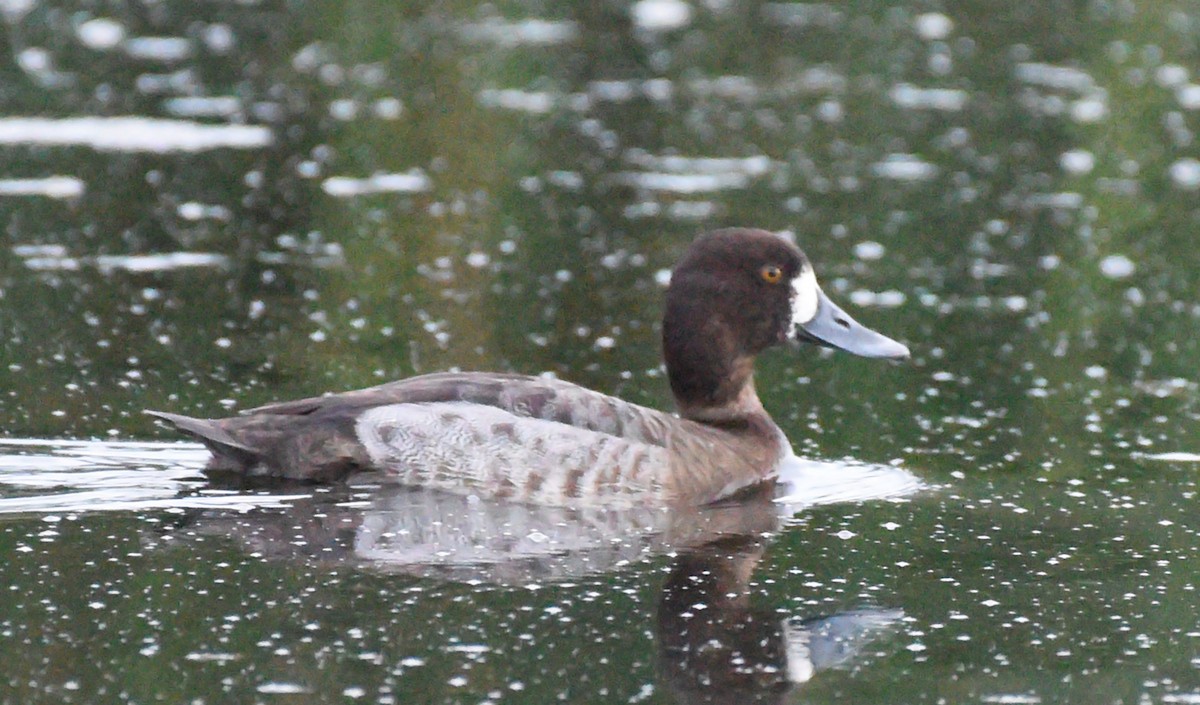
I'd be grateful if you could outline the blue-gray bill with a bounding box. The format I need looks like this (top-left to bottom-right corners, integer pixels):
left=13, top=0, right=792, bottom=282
left=796, top=288, right=911, bottom=360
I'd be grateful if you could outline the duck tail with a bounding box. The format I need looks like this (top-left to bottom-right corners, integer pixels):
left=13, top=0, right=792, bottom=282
left=145, top=410, right=259, bottom=467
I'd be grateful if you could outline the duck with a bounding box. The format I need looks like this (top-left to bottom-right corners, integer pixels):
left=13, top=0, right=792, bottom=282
left=148, top=227, right=909, bottom=508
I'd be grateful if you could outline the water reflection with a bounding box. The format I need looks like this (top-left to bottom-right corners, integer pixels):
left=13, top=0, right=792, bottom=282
left=160, top=478, right=904, bottom=701
left=658, top=534, right=902, bottom=705
left=168, top=484, right=773, bottom=582
left=155, top=453, right=921, bottom=582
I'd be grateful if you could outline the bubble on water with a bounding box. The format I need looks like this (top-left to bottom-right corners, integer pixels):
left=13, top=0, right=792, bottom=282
left=872, top=154, right=938, bottom=181
left=1071, top=97, right=1108, bottom=123
left=1155, top=64, right=1189, bottom=87
left=1060, top=149, right=1095, bottom=175
left=1003, top=296, right=1028, bottom=312
left=1178, top=85, right=1200, bottom=110
left=17, top=47, right=50, bottom=73
left=124, top=36, right=193, bottom=62
left=177, top=201, right=232, bottom=221
left=1169, top=158, right=1200, bottom=190
left=615, top=171, right=750, bottom=193
left=849, top=290, right=906, bottom=308
left=890, top=84, right=967, bottom=112
left=1099, top=254, right=1135, bottom=279
left=854, top=241, right=885, bottom=260
left=914, top=12, right=953, bottom=40
left=77, top=18, right=126, bottom=50
left=257, top=683, right=309, bottom=694
left=164, top=96, right=242, bottom=119
left=667, top=201, right=716, bottom=221
left=478, top=88, right=554, bottom=114
left=202, top=23, right=235, bottom=53
left=631, top=0, right=692, bottom=31
left=929, top=51, right=953, bottom=76
left=329, top=99, right=358, bottom=121
left=374, top=97, right=403, bottom=119
left=1027, top=192, right=1083, bottom=209
left=1015, top=63, right=1096, bottom=92
left=459, top=18, right=578, bottom=47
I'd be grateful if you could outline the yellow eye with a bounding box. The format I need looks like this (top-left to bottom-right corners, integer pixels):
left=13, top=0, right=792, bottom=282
left=760, top=265, right=783, bottom=284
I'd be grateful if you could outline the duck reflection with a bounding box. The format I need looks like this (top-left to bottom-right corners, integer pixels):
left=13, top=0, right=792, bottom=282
left=165, top=472, right=904, bottom=701
left=182, top=454, right=922, bottom=583
left=657, top=529, right=902, bottom=704
left=173, top=480, right=781, bottom=582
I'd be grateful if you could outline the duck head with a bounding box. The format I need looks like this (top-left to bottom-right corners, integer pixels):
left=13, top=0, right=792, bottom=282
left=663, top=228, right=909, bottom=422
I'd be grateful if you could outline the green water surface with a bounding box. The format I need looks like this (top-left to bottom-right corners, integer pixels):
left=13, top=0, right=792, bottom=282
left=2, top=1, right=1200, bottom=703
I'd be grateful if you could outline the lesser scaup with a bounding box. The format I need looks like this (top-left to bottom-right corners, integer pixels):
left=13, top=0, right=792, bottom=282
left=149, top=228, right=909, bottom=507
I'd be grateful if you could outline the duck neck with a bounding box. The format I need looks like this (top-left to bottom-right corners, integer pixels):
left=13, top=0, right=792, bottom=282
left=664, top=329, right=766, bottom=423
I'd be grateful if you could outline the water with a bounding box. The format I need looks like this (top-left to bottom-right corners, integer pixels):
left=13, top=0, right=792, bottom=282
left=3, top=0, right=1200, bottom=703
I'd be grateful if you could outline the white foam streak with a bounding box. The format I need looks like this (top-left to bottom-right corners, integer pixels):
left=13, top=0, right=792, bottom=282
left=624, top=150, right=773, bottom=176
left=1137, top=452, right=1200, bottom=462
left=478, top=88, right=556, bottom=113
left=162, top=96, right=243, bottom=118
left=0, top=439, right=304, bottom=516
left=459, top=18, right=578, bottom=47
left=613, top=171, right=750, bottom=193
left=123, top=36, right=193, bottom=61
left=0, top=117, right=272, bottom=152
left=322, top=170, right=432, bottom=197
left=19, top=250, right=230, bottom=273
left=890, top=84, right=967, bottom=112
left=1015, top=62, right=1097, bottom=93
left=774, top=457, right=924, bottom=513
left=872, top=154, right=938, bottom=181
left=0, top=176, right=84, bottom=198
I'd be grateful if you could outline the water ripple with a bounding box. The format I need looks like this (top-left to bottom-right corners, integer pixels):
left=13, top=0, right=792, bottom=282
left=0, top=439, right=304, bottom=516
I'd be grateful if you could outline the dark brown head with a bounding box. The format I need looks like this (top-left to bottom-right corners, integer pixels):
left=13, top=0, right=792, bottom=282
left=662, top=228, right=909, bottom=421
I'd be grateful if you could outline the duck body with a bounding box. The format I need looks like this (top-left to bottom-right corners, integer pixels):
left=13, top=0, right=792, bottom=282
left=150, top=371, right=786, bottom=507
left=150, top=228, right=909, bottom=508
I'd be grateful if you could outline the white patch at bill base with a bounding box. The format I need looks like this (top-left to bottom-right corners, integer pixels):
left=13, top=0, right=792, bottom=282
left=790, top=266, right=820, bottom=328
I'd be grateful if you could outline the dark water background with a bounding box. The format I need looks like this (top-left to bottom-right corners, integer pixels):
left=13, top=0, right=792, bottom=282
left=3, top=1, right=1200, bottom=703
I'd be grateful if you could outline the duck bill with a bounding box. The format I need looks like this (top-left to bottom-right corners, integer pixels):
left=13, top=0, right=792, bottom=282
left=795, top=288, right=910, bottom=360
